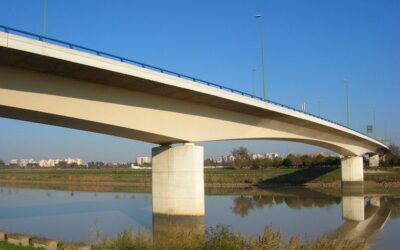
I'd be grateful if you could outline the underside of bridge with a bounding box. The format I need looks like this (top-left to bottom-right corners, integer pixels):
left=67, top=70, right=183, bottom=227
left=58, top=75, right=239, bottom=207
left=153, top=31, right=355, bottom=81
left=0, top=30, right=389, bottom=216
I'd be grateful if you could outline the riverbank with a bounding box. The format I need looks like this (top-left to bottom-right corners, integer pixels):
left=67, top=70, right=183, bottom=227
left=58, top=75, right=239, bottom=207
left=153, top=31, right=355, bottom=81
left=0, top=167, right=399, bottom=190
left=0, top=225, right=367, bottom=250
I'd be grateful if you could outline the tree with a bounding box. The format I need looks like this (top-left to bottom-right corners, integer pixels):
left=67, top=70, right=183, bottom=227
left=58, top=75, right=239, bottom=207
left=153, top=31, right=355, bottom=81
left=383, top=144, right=400, bottom=167
left=301, top=155, right=313, bottom=167
left=262, top=158, right=273, bottom=168
left=204, top=159, right=216, bottom=167
left=273, top=157, right=283, bottom=167
left=313, top=154, right=327, bottom=166
left=231, top=147, right=251, bottom=169
left=326, top=156, right=340, bottom=166
left=0, top=160, right=5, bottom=167
left=283, top=154, right=302, bottom=167
left=251, top=158, right=263, bottom=169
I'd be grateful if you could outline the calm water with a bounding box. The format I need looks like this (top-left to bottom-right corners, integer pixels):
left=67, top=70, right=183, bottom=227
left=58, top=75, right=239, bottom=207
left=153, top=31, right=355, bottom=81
left=0, top=186, right=398, bottom=249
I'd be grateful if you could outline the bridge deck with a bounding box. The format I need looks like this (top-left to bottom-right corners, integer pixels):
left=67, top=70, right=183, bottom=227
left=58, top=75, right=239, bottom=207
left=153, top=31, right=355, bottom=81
left=0, top=25, right=388, bottom=153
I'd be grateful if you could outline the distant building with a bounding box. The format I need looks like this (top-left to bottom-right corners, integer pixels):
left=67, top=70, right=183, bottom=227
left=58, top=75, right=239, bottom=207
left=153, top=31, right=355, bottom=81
left=136, top=156, right=151, bottom=166
left=251, top=154, right=264, bottom=160
left=10, top=158, right=83, bottom=168
left=214, top=156, right=223, bottom=164
left=38, top=159, right=56, bottom=168
left=13, top=159, right=37, bottom=167
left=10, top=159, right=18, bottom=165
left=223, top=155, right=235, bottom=162
left=250, top=152, right=279, bottom=160
left=265, top=152, right=279, bottom=160
left=306, top=152, right=333, bottom=157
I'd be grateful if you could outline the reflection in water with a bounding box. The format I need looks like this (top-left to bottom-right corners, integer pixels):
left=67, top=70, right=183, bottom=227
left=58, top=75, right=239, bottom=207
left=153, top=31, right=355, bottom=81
left=333, top=196, right=392, bottom=242
left=231, top=188, right=341, bottom=217
left=229, top=187, right=400, bottom=247
left=0, top=185, right=398, bottom=248
left=152, top=213, right=204, bottom=244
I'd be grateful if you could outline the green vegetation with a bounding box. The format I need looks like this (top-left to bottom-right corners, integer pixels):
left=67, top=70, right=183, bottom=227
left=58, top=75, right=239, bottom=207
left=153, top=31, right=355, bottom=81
left=0, top=225, right=368, bottom=250
left=0, top=241, right=44, bottom=250
left=206, top=147, right=341, bottom=169
left=91, top=225, right=367, bottom=250
left=1, top=166, right=400, bottom=188
left=382, top=144, right=400, bottom=167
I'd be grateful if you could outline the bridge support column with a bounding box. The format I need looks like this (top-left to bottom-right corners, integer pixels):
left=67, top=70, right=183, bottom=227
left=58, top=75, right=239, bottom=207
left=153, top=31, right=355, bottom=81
left=341, top=156, right=364, bottom=182
left=152, top=143, right=204, bottom=216
left=369, top=154, right=380, bottom=167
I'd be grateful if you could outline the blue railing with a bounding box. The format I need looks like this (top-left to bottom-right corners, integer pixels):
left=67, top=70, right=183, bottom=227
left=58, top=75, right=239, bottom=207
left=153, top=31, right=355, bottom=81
left=0, top=24, right=375, bottom=140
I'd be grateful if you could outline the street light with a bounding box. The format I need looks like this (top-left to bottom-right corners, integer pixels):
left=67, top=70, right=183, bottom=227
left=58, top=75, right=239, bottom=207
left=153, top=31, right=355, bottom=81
left=251, top=68, right=256, bottom=96
left=344, top=79, right=350, bottom=127
left=256, top=14, right=266, bottom=101
left=42, top=0, right=47, bottom=36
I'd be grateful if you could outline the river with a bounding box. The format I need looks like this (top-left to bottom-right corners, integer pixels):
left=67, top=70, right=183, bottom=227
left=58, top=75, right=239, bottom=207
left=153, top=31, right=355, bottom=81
left=0, top=185, right=398, bottom=249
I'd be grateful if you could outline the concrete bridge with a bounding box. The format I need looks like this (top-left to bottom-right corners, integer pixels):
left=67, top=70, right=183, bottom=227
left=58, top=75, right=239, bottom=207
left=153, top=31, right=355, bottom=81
left=0, top=25, right=388, bottom=216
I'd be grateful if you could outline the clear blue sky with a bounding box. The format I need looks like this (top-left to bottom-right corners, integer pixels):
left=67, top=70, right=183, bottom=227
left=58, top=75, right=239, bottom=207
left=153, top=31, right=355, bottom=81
left=0, top=0, right=399, bottom=163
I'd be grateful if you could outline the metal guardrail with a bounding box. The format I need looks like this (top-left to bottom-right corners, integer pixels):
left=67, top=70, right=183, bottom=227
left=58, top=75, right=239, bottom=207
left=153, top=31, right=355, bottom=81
left=0, top=24, right=376, bottom=140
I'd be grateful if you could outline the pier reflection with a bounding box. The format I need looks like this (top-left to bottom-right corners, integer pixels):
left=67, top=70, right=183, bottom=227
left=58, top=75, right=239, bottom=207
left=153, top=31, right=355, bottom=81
left=0, top=185, right=399, bottom=246
left=152, top=213, right=204, bottom=245
left=336, top=185, right=393, bottom=242
left=227, top=186, right=400, bottom=245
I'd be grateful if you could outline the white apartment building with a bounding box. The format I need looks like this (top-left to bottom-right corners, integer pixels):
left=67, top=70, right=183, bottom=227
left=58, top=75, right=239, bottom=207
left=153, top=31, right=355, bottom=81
left=136, top=156, right=151, bottom=166
left=265, top=152, right=279, bottom=160
left=11, top=158, right=83, bottom=167
left=10, top=159, right=36, bottom=167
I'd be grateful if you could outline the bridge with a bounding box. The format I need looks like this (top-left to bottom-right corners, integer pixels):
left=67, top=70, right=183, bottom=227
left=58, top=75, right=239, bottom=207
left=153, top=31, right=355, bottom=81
left=0, top=25, right=388, bottom=216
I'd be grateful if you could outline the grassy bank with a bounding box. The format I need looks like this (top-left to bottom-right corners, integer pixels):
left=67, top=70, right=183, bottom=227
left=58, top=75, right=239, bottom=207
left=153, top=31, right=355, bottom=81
left=92, top=225, right=367, bottom=250
left=0, top=225, right=367, bottom=250
left=0, top=167, right=400, bottom=188
left=0, top=241, right=44, bottom=250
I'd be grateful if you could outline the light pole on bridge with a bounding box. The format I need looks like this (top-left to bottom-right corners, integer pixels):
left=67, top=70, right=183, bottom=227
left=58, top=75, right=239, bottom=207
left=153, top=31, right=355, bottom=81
left=344, top=79, right=350, bottom=127
left=42, top=0, right=47, bottom=36
left=256, top=14, right=267, bottom=101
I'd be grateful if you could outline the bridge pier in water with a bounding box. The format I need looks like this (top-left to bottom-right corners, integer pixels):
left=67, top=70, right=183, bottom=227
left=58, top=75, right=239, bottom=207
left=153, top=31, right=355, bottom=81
left=341, top=156, right=364, bottom=183
left=152, top=143, right=205, bottom=216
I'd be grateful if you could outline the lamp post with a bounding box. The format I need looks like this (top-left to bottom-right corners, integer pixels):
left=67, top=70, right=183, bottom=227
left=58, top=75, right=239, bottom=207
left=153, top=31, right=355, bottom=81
left=256, top=14, right=266, bottom=101
left=251, top=68, right=256, bottom=96
left=344, top=79, right=350, bottom=127
left=42, top=0, right=47, bottom=36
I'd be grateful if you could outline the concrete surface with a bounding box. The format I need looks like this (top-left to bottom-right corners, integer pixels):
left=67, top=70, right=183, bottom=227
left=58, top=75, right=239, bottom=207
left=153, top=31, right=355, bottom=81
left=342, top=196, right=365, bottom=222
left=341, top=156, right=364, bottom=182
left=32, top=238, right=58, bottom=250
left=0, top=31, right=389, bottom=157
left=7, top=233, right=30, bottom=246
left=152, top=143, right=205, bottom=216
left=369, top=155, right=380, bottom=167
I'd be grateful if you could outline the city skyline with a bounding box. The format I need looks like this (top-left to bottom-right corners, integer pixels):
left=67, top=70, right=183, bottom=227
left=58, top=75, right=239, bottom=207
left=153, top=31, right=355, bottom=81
left=0, top=0, right=399, bottom=162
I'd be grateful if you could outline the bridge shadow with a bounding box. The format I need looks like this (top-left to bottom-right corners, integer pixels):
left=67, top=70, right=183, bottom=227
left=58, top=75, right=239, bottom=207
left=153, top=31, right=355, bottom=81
left=257, top=166, right=339, bottom=187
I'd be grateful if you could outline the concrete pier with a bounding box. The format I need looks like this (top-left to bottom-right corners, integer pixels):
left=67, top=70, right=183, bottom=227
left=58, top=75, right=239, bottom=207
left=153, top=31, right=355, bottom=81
left=32, top=238, right=58, bottom=250
left=7, top=234, right=30, bottom=247
left=152, top=143, right=205, bottom=216
left=341, top=156, right=364, bottom=182
left=369, top=155, right=380, bottom=167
